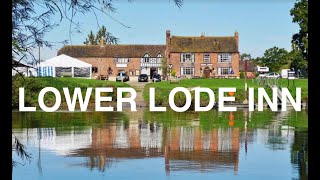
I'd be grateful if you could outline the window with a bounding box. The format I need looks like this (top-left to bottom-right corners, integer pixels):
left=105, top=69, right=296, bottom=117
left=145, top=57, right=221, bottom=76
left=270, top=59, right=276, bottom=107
left=181, top=67, right=195, bottom=75
left=218, top=67, right=232, bottom=75
left=115, top=58, right=129, bottom=63
left=204, top=53, right=210, bottom=63
left=92, top=67, right=98, bottom=73
left=181, top=53, right=195, bottom=62
left=144, top=57, right=149, bottom=63
left=143, top=53, right=150, bottom=63
left=218, top=53, right=232, bottom=63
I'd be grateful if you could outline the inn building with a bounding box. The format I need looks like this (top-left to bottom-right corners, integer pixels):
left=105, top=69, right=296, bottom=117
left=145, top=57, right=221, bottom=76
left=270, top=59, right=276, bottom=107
left=166, top=30, right=240, bottom=78
left=57, top=30, right=240, bottom=78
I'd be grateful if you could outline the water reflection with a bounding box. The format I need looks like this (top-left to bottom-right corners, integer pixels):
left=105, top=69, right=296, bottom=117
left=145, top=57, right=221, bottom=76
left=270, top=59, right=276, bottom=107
left=12, top=109, right=308, bottom=179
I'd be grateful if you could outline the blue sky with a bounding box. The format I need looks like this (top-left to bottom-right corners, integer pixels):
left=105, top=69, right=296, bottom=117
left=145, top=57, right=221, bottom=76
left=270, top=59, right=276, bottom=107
left=35, top=0, right=299, bottom=60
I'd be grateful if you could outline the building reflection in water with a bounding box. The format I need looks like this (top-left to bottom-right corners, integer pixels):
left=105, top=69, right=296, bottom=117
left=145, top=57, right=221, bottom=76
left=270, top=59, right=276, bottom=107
left=68, top=109, right=242, bottom=175
left=12, top=109, right=306, bottom=178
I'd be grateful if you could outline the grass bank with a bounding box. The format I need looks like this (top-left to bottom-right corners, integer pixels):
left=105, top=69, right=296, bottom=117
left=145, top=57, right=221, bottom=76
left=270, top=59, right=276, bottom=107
left=12, top=76, right=130, bottom=109
left=144, top=79, right=308, bottom=107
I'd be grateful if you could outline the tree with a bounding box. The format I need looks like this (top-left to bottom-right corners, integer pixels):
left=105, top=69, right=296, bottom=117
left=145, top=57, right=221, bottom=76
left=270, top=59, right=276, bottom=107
left=84, top=31, right=97, bottom=45
left=254, top=46, right=289, bottom=72
left=161, top=57, right=168, bottom=79
left=290, top=0, right=308, bottom=60
left=240, top=53, right=251, bottom=60
left=84, top=26, right=119, bottom=45
left=288, top=49, right=308, bottom=74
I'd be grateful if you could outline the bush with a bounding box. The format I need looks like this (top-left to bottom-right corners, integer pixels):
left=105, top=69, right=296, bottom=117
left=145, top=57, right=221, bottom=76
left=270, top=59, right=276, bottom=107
left=171, top=70, right=176, bottom=77
left=173, top=91, right=187, bottom=107
left=154, top=89, right=165, bottom=106
left=12, top=75, right=44, bottom=108
left=240, top=72, right=244, bottom=79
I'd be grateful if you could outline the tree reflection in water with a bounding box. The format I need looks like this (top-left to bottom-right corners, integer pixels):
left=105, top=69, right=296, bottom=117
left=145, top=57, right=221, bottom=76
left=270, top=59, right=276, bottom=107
left=12, top=108, right=308, bottom=179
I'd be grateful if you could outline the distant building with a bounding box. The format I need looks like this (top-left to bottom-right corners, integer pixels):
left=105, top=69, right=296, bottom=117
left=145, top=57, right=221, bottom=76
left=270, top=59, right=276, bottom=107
left=58, top=45, right=165, bottom=77
left=58, top=30, right=240, bottom=78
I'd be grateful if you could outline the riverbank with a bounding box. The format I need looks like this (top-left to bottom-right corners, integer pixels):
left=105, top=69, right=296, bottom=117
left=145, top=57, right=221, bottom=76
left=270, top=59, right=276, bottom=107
left=143, top=79, right=308, bottom=107
left=12, top=76, right=130, bottom=108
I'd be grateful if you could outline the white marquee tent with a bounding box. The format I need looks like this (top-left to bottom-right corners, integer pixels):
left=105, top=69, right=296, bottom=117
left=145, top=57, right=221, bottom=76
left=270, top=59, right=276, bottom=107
left=37, top=54, right=92, bottom=78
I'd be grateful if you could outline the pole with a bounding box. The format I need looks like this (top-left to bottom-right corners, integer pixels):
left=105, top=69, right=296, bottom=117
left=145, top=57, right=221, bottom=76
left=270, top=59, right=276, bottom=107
left=243, top=59, right=248, bottom=104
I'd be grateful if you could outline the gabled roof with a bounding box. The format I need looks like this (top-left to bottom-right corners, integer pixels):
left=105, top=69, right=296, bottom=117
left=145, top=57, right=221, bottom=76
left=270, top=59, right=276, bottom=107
left=170, top=36, right=238, bottom=53
left=57, top=45, right=166, bottom=58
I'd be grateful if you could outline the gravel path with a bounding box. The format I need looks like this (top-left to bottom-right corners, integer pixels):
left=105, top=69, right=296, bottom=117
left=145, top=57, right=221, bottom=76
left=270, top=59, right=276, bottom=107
left=124, top=81, right=150, bottom=108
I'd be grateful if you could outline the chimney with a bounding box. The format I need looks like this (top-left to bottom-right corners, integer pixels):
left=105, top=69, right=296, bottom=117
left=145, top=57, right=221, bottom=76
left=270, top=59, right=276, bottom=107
left=234, top=31, right=239, bottom=48
left=100, top=36, right=105, bottom=47
left=166, top=30, right=171, bottom=59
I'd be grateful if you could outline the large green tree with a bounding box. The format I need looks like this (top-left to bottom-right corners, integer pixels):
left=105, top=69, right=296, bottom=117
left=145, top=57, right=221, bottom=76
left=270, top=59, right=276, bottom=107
left=254, top=46, right=289, bottom=72
left=288, top=49, right=308, bottom=73
left=290, top=0, right=308, bottom=60
left=84, top=26, right=119, bottom=45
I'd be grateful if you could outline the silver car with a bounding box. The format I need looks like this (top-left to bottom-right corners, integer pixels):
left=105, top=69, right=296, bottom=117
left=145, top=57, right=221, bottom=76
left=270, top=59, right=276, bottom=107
left=116, top=72, right=130, bottom=82
left=266, top=72, right=281, bottom=78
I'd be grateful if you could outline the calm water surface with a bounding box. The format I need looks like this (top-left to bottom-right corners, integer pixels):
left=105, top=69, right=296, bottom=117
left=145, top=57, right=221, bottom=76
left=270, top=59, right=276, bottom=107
left=12, top=108, right=308, bottom=180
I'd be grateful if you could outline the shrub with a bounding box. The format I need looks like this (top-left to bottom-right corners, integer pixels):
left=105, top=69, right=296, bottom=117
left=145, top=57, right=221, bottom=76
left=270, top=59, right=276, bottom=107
left=154, top=88, right=165, bottom=106
left=240, top=72, right=245, bottom=79
left=174, top=91, right=187, bottom=107
left=12, top=75, right=44, bottom=108
left=171, top=70, right=176, bottom=77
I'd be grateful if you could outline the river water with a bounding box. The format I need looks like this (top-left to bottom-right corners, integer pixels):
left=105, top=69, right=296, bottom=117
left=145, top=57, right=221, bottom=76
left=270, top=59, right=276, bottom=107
left=12, top=108, right=308, bottom=180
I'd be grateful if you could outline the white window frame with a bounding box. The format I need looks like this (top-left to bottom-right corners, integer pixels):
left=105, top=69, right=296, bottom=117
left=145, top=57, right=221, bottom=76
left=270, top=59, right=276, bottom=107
left=218, top=67, right=232, bottom=75
left=115, top=58, right=129, bottom=63
left=143, top=53, right=150, bottom=63
left=181, top=67, right=195, bottom=75
left=204, top=53, right=210, bottom=63
left=181, top=53, right=195, bottom=63
left=218, top=53, right=232, bottom=63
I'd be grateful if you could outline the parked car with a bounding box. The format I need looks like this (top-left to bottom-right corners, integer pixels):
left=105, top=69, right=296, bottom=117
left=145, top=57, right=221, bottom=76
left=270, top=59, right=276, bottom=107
left=151, top=74, right=161, bottom=82
left=258, top=73, right=268, bottom=78
left=116, top=72, right=130, bottom=82
left=266, top=72, right=281, bottom=78
left=138, top=74, right=148, bottom=82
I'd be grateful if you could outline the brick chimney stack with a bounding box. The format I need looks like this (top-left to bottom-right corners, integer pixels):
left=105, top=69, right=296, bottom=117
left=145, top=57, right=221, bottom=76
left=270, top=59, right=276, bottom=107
left=100, top=36, right=105, bottom=47
left=166, top=30, right=171, bottom=59
left=234, top=31, right=239, bottom=48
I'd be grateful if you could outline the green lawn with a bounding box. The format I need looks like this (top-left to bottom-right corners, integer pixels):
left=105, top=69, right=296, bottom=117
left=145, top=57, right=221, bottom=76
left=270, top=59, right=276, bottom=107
left=33, top=77, right=129, bottom=89
left=12, top=76, right=130, bottom=108
left=144, top=78, right=308, bottom=104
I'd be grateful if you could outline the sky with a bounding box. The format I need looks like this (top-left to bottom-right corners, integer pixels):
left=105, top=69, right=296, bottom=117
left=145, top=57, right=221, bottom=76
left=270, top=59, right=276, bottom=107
left=33, top=0, right=299, bottom=61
